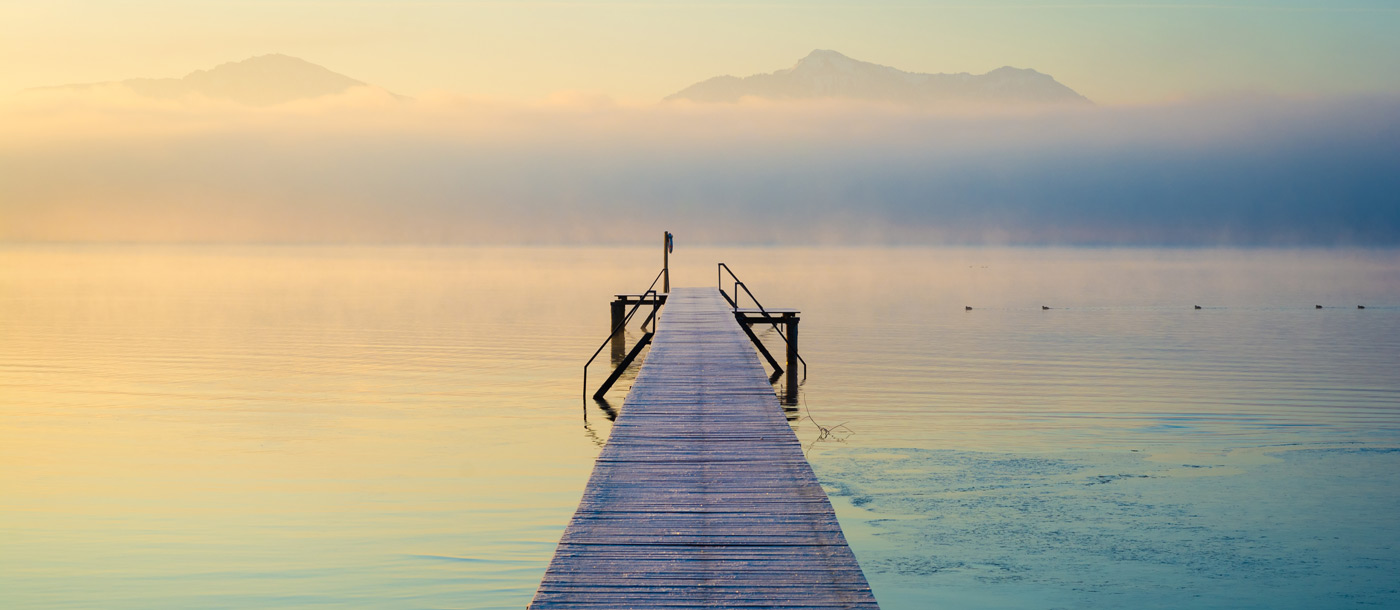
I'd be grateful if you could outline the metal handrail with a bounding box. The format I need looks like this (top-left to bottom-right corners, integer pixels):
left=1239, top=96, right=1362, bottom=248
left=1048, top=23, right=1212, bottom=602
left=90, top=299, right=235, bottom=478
left=583, top=268, right=666, bottom=400
left=717, top=263, right=807, bottom=378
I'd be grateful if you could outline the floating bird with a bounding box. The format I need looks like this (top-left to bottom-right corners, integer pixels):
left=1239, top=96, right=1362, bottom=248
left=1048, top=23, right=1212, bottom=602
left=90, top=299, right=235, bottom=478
left=965, top=306, right=972, bottom=311
left=1358, top=305, right=1366, bottom=309
left=1042, top=305, right=1050, bottom=310
left=1315, top=305, right=1323, bottom=309
left=1194, top=305, right=1202, bottom=310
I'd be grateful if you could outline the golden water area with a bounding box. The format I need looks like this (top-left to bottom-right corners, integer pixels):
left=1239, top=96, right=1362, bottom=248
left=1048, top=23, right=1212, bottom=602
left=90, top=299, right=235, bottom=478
left=2, top=245, right=1397, bottom=609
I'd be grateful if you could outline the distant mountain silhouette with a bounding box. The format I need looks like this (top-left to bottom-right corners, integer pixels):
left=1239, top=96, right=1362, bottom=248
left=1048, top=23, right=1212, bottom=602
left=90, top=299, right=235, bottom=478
left=42, top=54, right=388, bottom=106
left=667, top=50, right=1090, bottom=106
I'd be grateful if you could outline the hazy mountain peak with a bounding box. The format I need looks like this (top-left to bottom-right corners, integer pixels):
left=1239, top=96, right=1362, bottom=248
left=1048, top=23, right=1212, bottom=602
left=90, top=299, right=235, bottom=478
left=193, top=53, right=357, bottom=81
left=668, top=50, right=1090, bottom=106
left=796, top=49, right=855, bottom=65
left=785, top=49, right=882, bottom=77
left=39, top=54, right=385, bottom=106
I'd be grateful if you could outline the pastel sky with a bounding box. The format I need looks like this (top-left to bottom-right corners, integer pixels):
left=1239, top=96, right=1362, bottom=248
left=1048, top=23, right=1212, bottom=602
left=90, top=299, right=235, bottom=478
left=4, top=0, right=1400, bottom=103
left=4, top=0, right=1399, bottom=246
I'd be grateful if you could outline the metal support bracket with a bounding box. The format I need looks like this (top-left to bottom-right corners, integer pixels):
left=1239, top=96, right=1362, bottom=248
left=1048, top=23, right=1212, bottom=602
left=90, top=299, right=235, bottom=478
left=735, top=315, right=784, bottom=375
left=593, top=331, right=654, bottom=399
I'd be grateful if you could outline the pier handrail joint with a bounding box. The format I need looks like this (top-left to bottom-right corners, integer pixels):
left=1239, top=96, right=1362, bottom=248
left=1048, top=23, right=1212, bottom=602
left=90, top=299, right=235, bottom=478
left=717, top=263, right=807, bottom=379
left=583, top=268, right=666, bottom=402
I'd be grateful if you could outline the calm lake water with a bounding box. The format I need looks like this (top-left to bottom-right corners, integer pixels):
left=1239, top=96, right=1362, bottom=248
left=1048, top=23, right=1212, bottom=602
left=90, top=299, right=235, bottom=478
left=3, top=245, right=1398, bottom=609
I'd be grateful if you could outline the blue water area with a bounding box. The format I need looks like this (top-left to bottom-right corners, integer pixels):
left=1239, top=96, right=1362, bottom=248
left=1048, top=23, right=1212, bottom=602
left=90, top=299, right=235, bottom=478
left=817, top=447, right=1400, bottom=609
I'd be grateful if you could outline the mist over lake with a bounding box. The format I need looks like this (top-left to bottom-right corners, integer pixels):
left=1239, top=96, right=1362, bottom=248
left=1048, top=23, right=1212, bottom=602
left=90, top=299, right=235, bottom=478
left=4, top=93, right=1398, bottom=246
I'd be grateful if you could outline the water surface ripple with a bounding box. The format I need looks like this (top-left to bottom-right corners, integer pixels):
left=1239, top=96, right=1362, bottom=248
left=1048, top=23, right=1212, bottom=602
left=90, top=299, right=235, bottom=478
left=2, top=245, right=1397, bottom=609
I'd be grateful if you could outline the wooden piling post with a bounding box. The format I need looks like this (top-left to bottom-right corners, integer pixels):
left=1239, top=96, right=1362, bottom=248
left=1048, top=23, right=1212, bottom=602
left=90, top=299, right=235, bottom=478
left=610, top=298, right=625, bottom=362
left=786, top=316, right=799, bottom=396
left=663, top=231, right=671, bottom=294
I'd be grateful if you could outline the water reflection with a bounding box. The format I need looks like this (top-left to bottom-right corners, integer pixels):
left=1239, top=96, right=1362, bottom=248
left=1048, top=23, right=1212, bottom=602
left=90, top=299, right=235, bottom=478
left=580, top=421, right=607, bottom=448
left=591, top=397, right=620, bottom=422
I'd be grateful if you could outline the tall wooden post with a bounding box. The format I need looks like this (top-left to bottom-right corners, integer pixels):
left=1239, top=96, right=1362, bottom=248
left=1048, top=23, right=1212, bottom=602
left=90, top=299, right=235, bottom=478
left=785, top=317, right=799, bottom=399
left=610, top=298, right=626, bottom=363
left=663, top=231, right=671, bottom=294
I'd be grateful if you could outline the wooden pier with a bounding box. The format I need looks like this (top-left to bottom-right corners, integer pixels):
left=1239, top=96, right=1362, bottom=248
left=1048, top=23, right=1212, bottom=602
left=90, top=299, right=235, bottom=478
left=531, top=287, right=879, bottom=609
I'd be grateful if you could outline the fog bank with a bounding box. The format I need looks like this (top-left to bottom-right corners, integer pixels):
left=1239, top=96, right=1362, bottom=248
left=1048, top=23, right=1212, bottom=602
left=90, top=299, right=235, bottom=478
left=3, top=90, right=1397, bottom=245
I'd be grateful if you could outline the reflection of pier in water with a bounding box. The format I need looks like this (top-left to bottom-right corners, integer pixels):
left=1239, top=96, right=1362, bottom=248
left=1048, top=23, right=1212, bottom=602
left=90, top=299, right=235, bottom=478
left=533, top=269, right=876, bottom=609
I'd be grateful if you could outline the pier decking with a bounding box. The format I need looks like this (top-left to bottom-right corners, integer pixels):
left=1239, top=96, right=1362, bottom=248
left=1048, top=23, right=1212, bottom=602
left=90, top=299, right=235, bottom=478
left=530, top=287, right=878, bottom=609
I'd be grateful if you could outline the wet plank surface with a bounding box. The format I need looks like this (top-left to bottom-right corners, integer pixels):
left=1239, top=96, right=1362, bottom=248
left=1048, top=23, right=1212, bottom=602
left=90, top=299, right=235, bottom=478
left=530, top=287, right=879, bottom=609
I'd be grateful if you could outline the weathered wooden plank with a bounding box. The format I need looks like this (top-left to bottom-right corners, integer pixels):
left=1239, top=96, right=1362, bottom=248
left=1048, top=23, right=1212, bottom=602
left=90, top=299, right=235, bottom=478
left=529, top=287, right=879, bottom=609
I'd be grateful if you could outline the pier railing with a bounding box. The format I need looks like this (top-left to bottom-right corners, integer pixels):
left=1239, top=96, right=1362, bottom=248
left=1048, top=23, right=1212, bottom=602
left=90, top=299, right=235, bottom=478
left=718, top=263, right=807, bottom=379
left=583, top=268, right=666, bottom=402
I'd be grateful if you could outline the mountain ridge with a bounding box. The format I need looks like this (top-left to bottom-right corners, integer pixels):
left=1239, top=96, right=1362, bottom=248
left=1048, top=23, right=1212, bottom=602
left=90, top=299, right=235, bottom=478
left=667, top=50, right=1091, bottom=106
left=36, top=54, right=388, bottom=106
